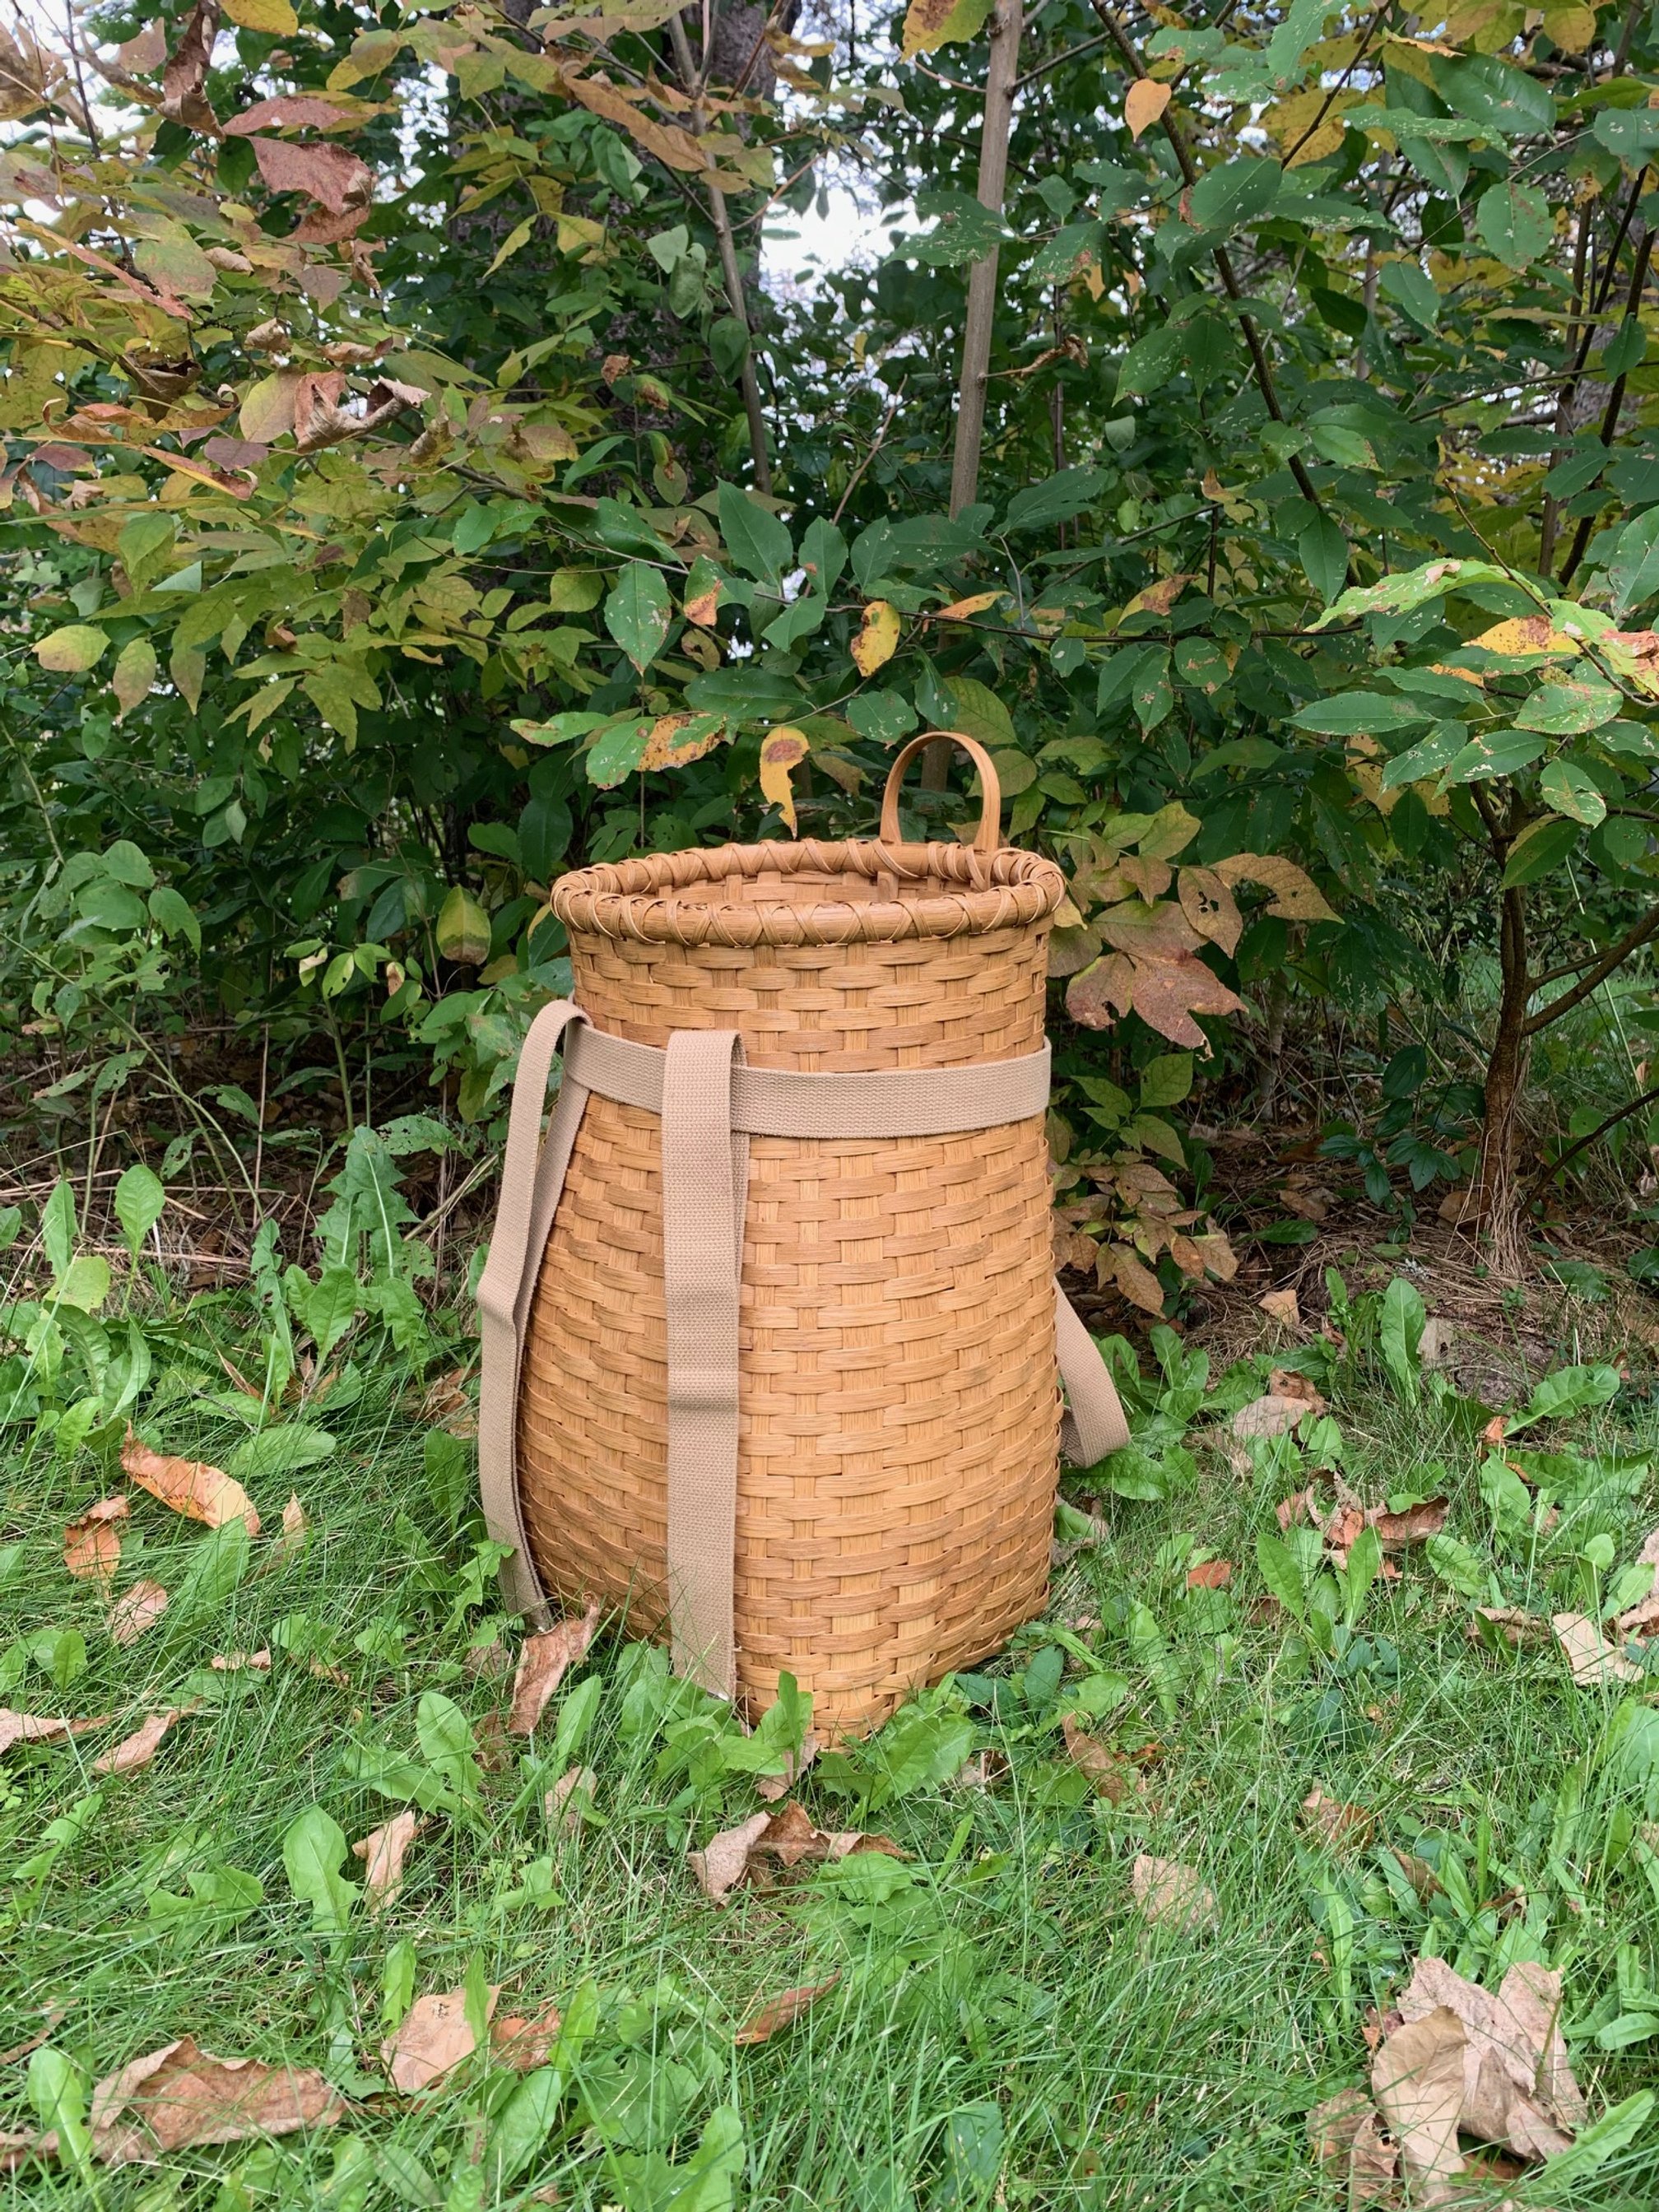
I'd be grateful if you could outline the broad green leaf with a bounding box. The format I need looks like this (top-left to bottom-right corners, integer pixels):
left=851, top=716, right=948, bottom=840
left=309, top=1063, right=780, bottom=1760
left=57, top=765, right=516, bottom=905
left=174, top=1519, right=252, bottom=1618
left=1004, top=467, right=1108, bottom=534
left=111, top=638, right=157, bottom=719
left=717, top=481, right=792, bottom=583
left=1539, top=759, right=1607, bottom=826
left=1380, top=723, right=1470, bottom=791
left=1292, top=693, right=1433, bottom=737
left=28, top=2048, right=92, bottom=2175
left=602, top=565, right=672, bottom=674
left=282, top=1805, right=359, bottom=1936
left=436, top=885, right=491, bottom=964
left=226, top=1423, right=335, bottom=1480
left=1593, top=107, right=1659, bottom=157
left=1508, top=1362, right=1620, bottom=1429
left=114, top=1164, right=165, bottom=1258
left=1515, top=678, right=1623, bottom=735
left=42, top=1178, right=77, bottom=1279
left=1541, top=2090, right=1654, bottom=2186
left=1378, top=261, right=1438, bottom=329
left=1187, top=157, right=1280, bottom=233
left=1138, top=1053, right=1193, bottom=1108
left=1475, top=182, right=1552, bottom=269
left=1424, top=1534, right=1489, bottom=1601
left=1501, top=814, right=1580, bottom=887
left=586, top=715, right=653, bottom=788
left=1380, top=1276, right=1425, bottom=1402
left=1256, top=1532, right=1308, bottom=1622
left=490, top=2070, right=566, bottom=2186
left=901, top=0, right=994, bottom=57
left=1297, top=515, right=1349, bottom=606
left=943, top=674, right=1015, bottom=750
left=416, top=1689, right=484, bottom=1809
left=1443, top=730, right=1546, bottom=784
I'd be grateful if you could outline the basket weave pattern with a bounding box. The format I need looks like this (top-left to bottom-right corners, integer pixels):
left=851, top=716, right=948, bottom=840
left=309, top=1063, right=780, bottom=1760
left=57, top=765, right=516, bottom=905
left=520, top=836, right=1067, bottom=1734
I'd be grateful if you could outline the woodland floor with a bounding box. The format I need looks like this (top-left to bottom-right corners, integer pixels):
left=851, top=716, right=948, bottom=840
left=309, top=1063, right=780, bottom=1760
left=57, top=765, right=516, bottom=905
left=2, top=1139, right=1659, bottom=2209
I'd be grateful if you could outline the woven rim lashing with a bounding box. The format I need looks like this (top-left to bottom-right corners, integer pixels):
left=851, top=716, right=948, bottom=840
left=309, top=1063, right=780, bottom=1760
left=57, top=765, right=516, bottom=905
left=551, top=838, right=1066, bottom=949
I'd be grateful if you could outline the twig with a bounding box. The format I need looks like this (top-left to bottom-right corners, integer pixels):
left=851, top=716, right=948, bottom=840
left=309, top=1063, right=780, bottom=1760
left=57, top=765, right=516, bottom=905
left=831, top=383, right=903, bottom=525
left=1526, top=1080, right=1659, bottom=1195
left=1556, top=224, right=1656, bottom=586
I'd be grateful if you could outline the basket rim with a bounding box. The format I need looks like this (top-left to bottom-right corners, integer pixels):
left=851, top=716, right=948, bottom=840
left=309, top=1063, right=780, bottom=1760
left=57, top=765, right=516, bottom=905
left=551, top=837, right=1064, bottom=948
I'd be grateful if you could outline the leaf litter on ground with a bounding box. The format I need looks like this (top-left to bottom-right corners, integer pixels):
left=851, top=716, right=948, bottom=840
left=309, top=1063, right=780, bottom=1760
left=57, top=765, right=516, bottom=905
left=92, top=1704, right=194, bottom=1775
left=0, top=1709, right=110, bottom=1756
left=63, top=1495, right=128, bottom=1582
left=508, top=1600, right=601, bottom=1733
left=352, top=1809, right=423, bottom=1910
left=689, top=1801, right=904, bottom=1903
left=108, top=1578, right=169, bottom=1645
left=1131, top=1855, right=1218, bottom=1933
left=382, top=1985, right=498, bottom=2094
left=733, top=1976, right=840, bottom=2046
left=2, top=2038, right=342, bottom=2169
left=121, top=1428, right=259, bottom=1533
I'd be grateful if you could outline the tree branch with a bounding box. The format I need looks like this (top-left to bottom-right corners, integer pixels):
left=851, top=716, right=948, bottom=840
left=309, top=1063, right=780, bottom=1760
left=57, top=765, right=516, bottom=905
left=1522, top=902, right=1659, bottom=1036
left=1556, top=223, right=1655, bottom=585
left=1525, top=1080, right=1659, bottom=1196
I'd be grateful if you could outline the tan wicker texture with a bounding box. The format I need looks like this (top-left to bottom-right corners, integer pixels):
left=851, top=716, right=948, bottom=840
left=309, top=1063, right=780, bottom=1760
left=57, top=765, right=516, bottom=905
left=519, top=763, right=1070, bottom=1735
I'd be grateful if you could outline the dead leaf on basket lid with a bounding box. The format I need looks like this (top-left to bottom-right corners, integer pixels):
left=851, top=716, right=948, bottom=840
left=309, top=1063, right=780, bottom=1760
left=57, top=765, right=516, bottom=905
left=120, top=1428, right=259, bottom=1534
left=85, top=2037, right=344, bottom=2163
left=383, top=1983, right=500, bottom=2094
left=734, top=1975, right=840, bottom=2045
left=63, top=1495, right=128, bottom=1582
left=508, top=1600, right=601, bottom=1734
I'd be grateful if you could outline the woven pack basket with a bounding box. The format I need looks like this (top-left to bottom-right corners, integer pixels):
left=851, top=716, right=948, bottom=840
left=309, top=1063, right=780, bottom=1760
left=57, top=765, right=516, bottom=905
left=477, top=733, right=1128, bottom=1736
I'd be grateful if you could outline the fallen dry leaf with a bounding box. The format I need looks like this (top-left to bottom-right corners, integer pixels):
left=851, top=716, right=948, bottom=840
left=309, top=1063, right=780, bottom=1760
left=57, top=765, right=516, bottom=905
left=1371, top=1498, right=1449, bottom=1546
left=508, top=1601, right=601, bottom=1734
left=64, top=1496, right=128, bottom=1582
left=1301, top=1791, right=1375, bottom=1852
left=1393, top=1954, right=1585, bottom=2163
left=1552, top=1610, right=1643, bottom=1687
left=121, top=1428, right=259, bottom=1534
left=0, top=2010, right=66, bottom=2068
left=1267, top=1369, right=1326, bottom=1411
left=1373, top=2005, right=1466, bottom=2200
left=87, top=2038, right=342, bottom=2163
left=1308, top=2087, right=1397, bottom=2204
left=951, top=1748, right=1011, bottom=1789
left=546, top=1764, right=595, bottom=1835
left=733, top=1976, right=840, bottom=2046
left=108, top=1578, right=169, bottom=1646
left=1186, top=1558, right=1234, bottom=1589
left=1469, top=1606, right=1549, bottom=1649
left=0, top=1709, right=109, bottom=1756
left=490, top=2004, right=563, bottom=2072
left=383, top=1984, right=499, bottom=2094
left=1062, top=1716, right=1142, bottom=1803
left=755, top=1730, right=819, bottom=1802
left=1233, top=1393, right=1313, bottom=1442
left=1131, top=1854, right=1217, bottom=1933
left=1258, top=1288, right=1300, bottom=1327
left=92, top=1706, right=189, bottom=1775
left=353, top=1810, right=423, bottom=1911
left=270, top=1494, right=307, bottom=1564
left=1615, top=1591, right=1659, bottom=1638
left=209, top=1648, right=272, bottom=1672
left=1638, top=1526, right=1659, bottom=1568
left=689, top=1810, right=772, bottom=1903
left=1276, top=1487, right=1315, bottom=1531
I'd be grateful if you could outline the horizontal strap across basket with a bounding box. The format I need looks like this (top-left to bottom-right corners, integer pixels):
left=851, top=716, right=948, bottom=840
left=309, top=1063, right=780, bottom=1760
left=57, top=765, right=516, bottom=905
left=478, top=997, right=1131, bottom=1694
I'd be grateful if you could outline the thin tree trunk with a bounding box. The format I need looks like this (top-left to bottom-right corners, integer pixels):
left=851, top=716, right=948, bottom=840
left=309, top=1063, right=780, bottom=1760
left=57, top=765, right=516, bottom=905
left=1462, top=884, right=1531, bottom=1271
left=923, top=0, right=1020, bottom=794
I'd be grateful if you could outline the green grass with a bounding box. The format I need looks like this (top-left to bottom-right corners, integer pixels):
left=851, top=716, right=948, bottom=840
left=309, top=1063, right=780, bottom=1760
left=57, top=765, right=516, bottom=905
left=3, top=1287, right=1659, bottom=2210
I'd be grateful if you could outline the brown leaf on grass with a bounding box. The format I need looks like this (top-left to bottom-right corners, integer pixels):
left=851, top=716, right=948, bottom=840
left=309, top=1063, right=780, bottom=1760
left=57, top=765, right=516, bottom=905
left=383, top=1985, right=499, bottom=2094
left=1276, top=1489, right=1316, bottom=1531
left=546, top=1765, right=595, bottom=1834
left=733, top=1976, right=840, bottom=2046
left=121, top=1429, right=259, bottom=1534
left=1267, top=1369, right=1326, bottom=1410
left=1131, top=1855, right=1217, bottom=1933
left=270, top=1494, right=307, bottom=1564
left=1308, top=2088, right=1397, bottom=2202
left=109, top=1579, right=169, bottom=1646
left=1373, top=2007, right=1466, bottom=2201
left=210, top=1648, right=272, bottom=1672
left=1258, top=1289, right=1300, bottom=1327
left=490, top=2005, right=563, bottom=2072
left=951, top=1748, right=1011, bottom=1789
left=1062, top=1716, right=1141, bottom=1804
left=64, top=1496, right=128, bottom=1582
left=1394, top=1956, right=1585, bottom=2160
left=1552, top=1610, right=1643, bottom=1686
left=1233, top=1394, right=1312, bottom=1442
left=1186, top=1559, right=1233, bottom=1589
left=752, top=1801, right=906, bottom=1868
left=689, top=1810, right=772, bottom=1903
left=0, top=1709, right=110, bottom=1756
left=1301, top=1791, right=1375, bottom=1852
left=1615, top=1591, right=1659, bottom=1639
left=88, top=2038, right=341, bottom=2163
left=1371, top=1498, right=1449, bottom=1546
left=92, top=1706, right=189, bottom=1775
left=352, top=1810, right=423, bottom=1911
left=508, top=1601, right=602, bottom=1734
left=1468, top=1606, right=1549, bottom=1649
left=755, top=1731, right=819, bottom=1802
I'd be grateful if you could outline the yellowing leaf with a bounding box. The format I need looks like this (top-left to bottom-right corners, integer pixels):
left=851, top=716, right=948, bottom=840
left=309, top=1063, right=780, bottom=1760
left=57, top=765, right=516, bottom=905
left=435, top=886, right=490, bottom=965
left=1125, top=79, right=1172, bottom=141
left=927, top=590, right=1003, bottom=622
left=112, top=638, right=157, bottom=721
left=35, top=625, right=109, bottom=673
left=851, top=599, right=901, bottom=676
left=759, top=727, right=810, bottom=834
left=1472, top=615, right=1578, bottom=658
left=221, top=0, right=300, bottom=28
left=901, top=0, right=994, bottom=58
left=1210, top=853, right=1337, bottom=923
left=121, top=1429, right=260, bottom=1534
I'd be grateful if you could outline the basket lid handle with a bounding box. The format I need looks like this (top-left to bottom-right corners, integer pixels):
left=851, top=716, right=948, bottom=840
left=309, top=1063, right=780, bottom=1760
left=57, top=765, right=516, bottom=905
left=878, top=730, right=1002, bottom=857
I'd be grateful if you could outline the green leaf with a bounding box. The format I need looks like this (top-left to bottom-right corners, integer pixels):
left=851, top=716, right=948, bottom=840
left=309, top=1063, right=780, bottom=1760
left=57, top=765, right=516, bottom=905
left=147, top=886, right=200, bottom=948
left=302, top=1266, right=361, bottom=1361
left=1515, top=678, right=1624, bottom=735
left=585, top=714, right=653, bottom=788
left=1187, top=156, right=1280, bottom=234
left=1378, top=261, right=1439, bottom=329
left=1540, top=759, right=1607, bottom=826
left=416, top=1689, right=483, bottom=1810
left=1255, top=1531, right=1308, bottom=1623
left=1297, top=515, right=1350, bottom=607
left=1292, top=693, right=1433, bottom=737
left=489, top=2070, right=566, bottom=2186
left=1424, top=1534, right=1489, bottom=1601
left=436, top=885, right=491, bottom=964
left=1507, top=1362, right=1620, bottom=1429
left=35, top=625, right=108, bottom=673
left=111, top=637, right=157, bottom=719
left=1475, top=182, right=1552, bottom=269
left=282, top=1805, right=359, bottom=1936
left=42, top=1178, right=77, bottom=1280
left=1501, top=814, right=1580, bottom=887
left=1541, top=2090, right=1654, bottom=2186
left=1436, top=53, right=1554, bottom=138
left=1380, top=723, right=1470, bottom=791
left=1380, top=1276, right=1424, bottom=1401
left=1443, top=729, right=1546, bottom=784
left=717, top=481, right=792, bottom=583
left=226, top=1423, right=335, bottom=1481
left=603, top=564, right=672, bottom=672
left=1593, top=106, right=1659, bottom=156
left=175, top=1519, right=252, bottom=1619
left=1138, top=1053, right=1192, bottom=1108
left=1003, top=467, right=1108, bottom=534
left=114, top=1164, right=165, bottom=1259
left=28, top=2048, right=92, bottom=2176
left=901, top=0, right=994, bottom=58
left=942, top=674, right=1015, bottom=750
left=1116, top=323, right=1183, bottom=399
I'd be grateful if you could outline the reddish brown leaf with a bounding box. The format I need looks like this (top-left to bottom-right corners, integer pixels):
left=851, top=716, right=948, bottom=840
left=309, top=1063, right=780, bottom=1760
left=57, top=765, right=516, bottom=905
left=1062, top=1716, right=1140, bottom=1803
left=224, top=95, right=360, bottom=137
left=64, top=1496, right=128, bottom=1583
left=0, top=1709, right=110, bottom=1756
left=160, top=0, right=221, bottom=134
left=352, top=1809, right=423, bottom=1911
left=733, top=1975, right=840, bottom=2045
left=1300, top=1790, right=1375, bottom=1851
left=92, top=1706, right=189, bottom=1775
left=121, top=1428, right=259, bottom=1533
left=490, top=2004, right=563, bottom=2072
left=109, top=1579, right=169, bottom=1646
left=688, top=1810, right=771, bottom=1903
left=89, top=2038, right=342, bottom=2162
left=1370, top=1497, right=1448, bottom=1546
left=1186, top=1559, right=1233, bottom=1589
left=383, top=1986, right=498, bottom=2094
left=1266, top=1369, right=1325, bottom=1410
left=1177, top=865, right=1243, bottom=955
left=508, top=1601, right=602, bottom=1734
left=251, top=136, right=374, bottom=216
